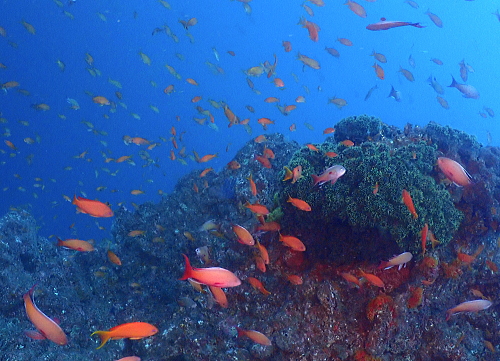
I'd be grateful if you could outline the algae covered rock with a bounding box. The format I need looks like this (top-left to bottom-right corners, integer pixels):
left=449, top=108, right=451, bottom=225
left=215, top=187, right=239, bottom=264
left=280, top=116, right=463, bottom=255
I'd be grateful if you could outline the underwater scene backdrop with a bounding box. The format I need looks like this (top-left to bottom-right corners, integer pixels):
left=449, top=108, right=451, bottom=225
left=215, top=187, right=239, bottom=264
left=1, top=0, right=500, bottom=360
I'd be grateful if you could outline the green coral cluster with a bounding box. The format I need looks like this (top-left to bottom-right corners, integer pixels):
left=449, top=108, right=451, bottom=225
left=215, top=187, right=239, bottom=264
left=280, top=116, right=463, bottom=254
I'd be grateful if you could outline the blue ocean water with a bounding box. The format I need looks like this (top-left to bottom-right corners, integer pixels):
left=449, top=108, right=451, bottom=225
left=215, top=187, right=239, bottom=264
left=0, top=0, right=498, bottom=242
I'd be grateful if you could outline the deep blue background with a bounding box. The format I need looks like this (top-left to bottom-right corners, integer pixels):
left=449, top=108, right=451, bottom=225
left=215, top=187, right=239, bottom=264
left=1, top=0, right=498, bottom=243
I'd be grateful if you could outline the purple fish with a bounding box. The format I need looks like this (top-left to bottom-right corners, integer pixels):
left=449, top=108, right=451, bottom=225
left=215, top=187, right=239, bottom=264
left=448, top=75, right=480, bottom=99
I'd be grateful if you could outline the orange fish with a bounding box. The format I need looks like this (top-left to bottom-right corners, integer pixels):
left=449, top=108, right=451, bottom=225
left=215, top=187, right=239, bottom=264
left=4, top=140, right=16, bottom=150
left=23, top=285, right=68, bottom=345
left=256, top=221, right=281, bottom=232
left=306, top=143, right=319, bottom=152
left=179, top=254, right=241, bottom=287
left=57, top=238, right=95, bottom=252
left=255, top=255, right=266, bottom=272
left=73, top=195, right=113, bottom=217
left=128, top=230, right=145, bottom=237
left=256, top=240, right=270, bottom=264
left=236, top=327, right=272, bottom=346
left=286, top=274, right=303, bottom=285
left=273, top=78, right=285, bottom=87
left=107, top=250, right=122, bottom=266
left=457, top=245, right=484, bottom=266
left=244, top=202, right=270, bottom=215
left=325, top=151, right=338, bottom=158
left=199, top=168, right=214, bottom=177
left=115, top=155, right=132, bottom=163
left=247, top=174, right=257, bottom=196
left=254, top=135, right=267, bottom=143
left=91, top=322, right=158, bottom=349
left=130, top=190, right=145, bottom=195
left=283, top=105, right=297, bottom=114
left=92, top=96, right=110, bottom=105
left=186, top=78, right=198, bottom=86
left=257, top=117, right=274, bottom=130
left=247, top=277, right=271, bottom=295
left=323, top=127, right=335, bottom=134
left=197, top=153, right=218, bottom=163
left=402, top=189, right=418, bottom=219
left=127, top=137, right=150, bottom=145
left=289, top=123, right=297, bottom=132
left=264, top=97, right=280, bottom=103
left=227, top=160, right=241, bottom=170
left=263, top=147, right=275, bottom=159
left=282, top=40, right=292, bottom=52
left=232, top=224, right=255, bottom=246
left=359, top=270, right=384, bottom=287
left=287, top=196, right=311, bottom=211
left=279, top=234, right=306, bottom=251
left=209, top=286, right=228, bottom=308
left=372, top=63, right=385, bottom=80
left=255, top=155, right=272, bottom=168
left=164, top=85, right=175, bottom=94
left=341, top=140, right=354, bottom=147
left=298, top=17, right=320, bottom=42
left=340, top=272, right=362, bottom=287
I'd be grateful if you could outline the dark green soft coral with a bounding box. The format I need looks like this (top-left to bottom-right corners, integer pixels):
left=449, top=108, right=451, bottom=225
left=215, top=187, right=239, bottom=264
left=280, top=116, right=463, bottom=254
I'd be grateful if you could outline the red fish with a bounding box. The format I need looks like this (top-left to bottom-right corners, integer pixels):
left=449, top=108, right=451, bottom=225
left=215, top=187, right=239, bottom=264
left=446, top=300, right=492, bottom=321
left=179, top=254, right=241, bottom=287
left=23, top=285, right=68, bottom=346
left=312, top=165, right=346, bottom=186
left=73, top=195, right=113, bottom=217
left=57, top=238, right=95, bottom=252
left=366, top=17, right=424, bottom=31
left=437, top=157, right=472, bottom=186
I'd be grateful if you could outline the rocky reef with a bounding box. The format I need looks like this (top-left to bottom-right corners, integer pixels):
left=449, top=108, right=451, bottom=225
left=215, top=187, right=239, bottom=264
left=4, top=117, right=500, bottom=361
left=280, top=115, right=463, bottom=261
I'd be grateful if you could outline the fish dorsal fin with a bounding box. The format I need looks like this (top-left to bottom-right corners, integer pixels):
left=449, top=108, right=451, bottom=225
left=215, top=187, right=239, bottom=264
left=381, top=17, right=386, bottom=21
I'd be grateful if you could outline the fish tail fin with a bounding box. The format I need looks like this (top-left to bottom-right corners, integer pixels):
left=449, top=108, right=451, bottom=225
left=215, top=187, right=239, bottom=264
left=411, top=22, right=424, bottom=28
left=311, top=174, right=319, bottom=186
left=179, top=254, right=193, bottom=280
left=448, top=75, right=458, bottom=87
left=90, top=330, right=110, bottom=349
left=236, top=327, right=246, bottom=338
left=377, top=261, right=389, bottom=270
left=72, top=195, right=77, bottom=205
left=56, top=238, right=64, bottom=247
